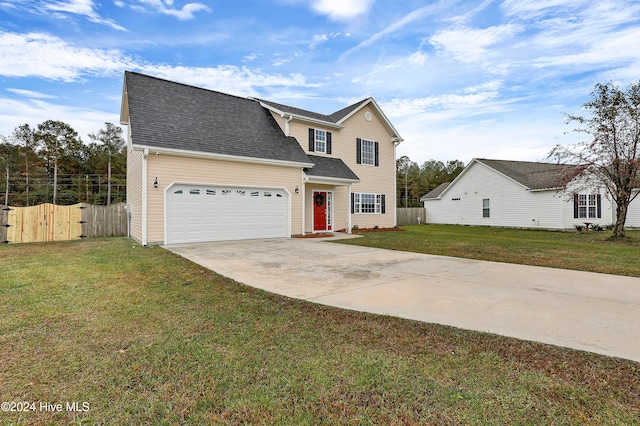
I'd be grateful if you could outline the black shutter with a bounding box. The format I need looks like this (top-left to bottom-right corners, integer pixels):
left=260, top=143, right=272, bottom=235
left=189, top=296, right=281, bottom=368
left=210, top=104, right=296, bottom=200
left=351, top=193, right=355, bottom=214
left=381, top=194, right=386, bottom=214
left=326, top=132, right=332, bottom=154
left=356, top=138, right=362, bottom=164
left=308, top=128, right=315, bottom=152
left=597, top=194, right=602, bottom=218
left=573, top=194, right=579, bottom=218
left=374, top=142, right=379, bottom=166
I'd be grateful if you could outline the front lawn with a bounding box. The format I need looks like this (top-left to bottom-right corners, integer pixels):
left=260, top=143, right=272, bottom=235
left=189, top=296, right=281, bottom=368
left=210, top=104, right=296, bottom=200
left=1, top=238, right=638, bottom=424
left=339, top=225, right=640, bottom=277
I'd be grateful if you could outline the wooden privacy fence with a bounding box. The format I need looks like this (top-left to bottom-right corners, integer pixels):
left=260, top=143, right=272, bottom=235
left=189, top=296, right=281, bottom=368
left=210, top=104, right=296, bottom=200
left=397, top=207, right=427, bottom=226
left=0, top=203, right=127, bottom=243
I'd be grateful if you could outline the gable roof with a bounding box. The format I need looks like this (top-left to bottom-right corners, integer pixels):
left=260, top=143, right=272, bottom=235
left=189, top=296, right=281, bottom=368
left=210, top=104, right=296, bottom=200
left=304, top=155, right=359, bottom=183
left=421, top=182, right=450, bottom=200
left=422, top=158, right=584, bottom=201
left=254, top=98, right=370, bottom=126
left=476, top=159, right=583, bottom=190
left=256, top=97, right=403, bottom=142
left=121, top=71, right=312, bottom=166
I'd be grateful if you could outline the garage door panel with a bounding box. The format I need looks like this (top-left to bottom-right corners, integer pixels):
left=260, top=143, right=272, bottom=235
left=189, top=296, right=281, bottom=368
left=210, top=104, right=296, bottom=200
left=166, top=184, right=289, bottom=244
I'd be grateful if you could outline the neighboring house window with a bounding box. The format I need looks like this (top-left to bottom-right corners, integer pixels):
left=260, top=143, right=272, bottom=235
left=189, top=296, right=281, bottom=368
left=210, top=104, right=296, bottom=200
left=574, top=193, right=601, bottom=219
left=308, top=128, right=331, bottom=154
left=356, top=138, right=379, bottom=166
left=482, top=198, right=490, bottom=218
left=351, top=193, right=386, bottom=214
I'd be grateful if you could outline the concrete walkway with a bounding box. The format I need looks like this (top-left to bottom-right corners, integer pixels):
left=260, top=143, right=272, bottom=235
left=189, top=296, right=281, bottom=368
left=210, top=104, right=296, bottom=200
left=166, top=236, right=640, bottom=362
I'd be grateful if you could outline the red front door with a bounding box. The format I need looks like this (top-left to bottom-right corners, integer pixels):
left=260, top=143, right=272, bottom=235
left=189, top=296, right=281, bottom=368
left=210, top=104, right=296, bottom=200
left=313, top=191, right=327, bottom=231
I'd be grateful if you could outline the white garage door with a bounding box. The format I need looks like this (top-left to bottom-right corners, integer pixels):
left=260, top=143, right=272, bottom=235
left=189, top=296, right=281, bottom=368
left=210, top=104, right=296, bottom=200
left=166, top=184, right=289, bottom=244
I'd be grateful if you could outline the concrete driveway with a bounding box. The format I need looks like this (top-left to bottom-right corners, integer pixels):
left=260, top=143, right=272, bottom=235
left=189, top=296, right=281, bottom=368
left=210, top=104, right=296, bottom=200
left=166, top=235, right=640, bottom=362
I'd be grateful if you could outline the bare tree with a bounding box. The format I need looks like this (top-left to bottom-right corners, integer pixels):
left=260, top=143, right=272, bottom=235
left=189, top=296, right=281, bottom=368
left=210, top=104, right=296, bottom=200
left=89, top=123, right=125, bottom=205
left=550, top=81, right=640, bottom=238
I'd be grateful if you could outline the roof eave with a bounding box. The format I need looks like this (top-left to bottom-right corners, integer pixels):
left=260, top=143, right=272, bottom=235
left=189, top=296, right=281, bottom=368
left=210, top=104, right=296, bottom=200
left=256, top=100, right=344, bottom=129
left=305, top=175, right=360, bottom=185
left=132, top=144, right=313, bottom=168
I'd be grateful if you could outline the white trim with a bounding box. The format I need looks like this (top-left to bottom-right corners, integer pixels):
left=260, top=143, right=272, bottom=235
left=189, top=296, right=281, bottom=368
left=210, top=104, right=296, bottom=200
left=305, top=175, right=359, bottom=185
left=301, top=172, right=307, bottom=235
left=131, top=144, right=313, bottom=169
left=141, top=148, right=148, bottom=246
left=255, top=100, right=344, bottom=129
left=336, top=98, right=403, bottom=143
left=163, top=181, right=291, bottom=245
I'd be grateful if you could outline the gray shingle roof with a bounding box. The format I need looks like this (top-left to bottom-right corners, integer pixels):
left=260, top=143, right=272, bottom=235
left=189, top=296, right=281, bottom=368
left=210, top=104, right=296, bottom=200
left=124, top=71, right=312, bottom=165
left=305, top=155, right=359, bottom=181
left=421, top=182, right=450, bottom=200
left=477, top=159, right=583, bottom=190
left=256, top=98, right=371, bottom=124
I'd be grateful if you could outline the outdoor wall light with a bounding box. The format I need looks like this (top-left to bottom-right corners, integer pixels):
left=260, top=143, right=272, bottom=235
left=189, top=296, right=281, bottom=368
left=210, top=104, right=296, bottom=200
left=295, top=186, right=299, bottom=194
left=153, top=178, right=158, bottom=188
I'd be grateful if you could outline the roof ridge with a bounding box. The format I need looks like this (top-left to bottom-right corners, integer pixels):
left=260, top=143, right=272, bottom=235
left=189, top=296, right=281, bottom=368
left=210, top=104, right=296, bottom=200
left=125, top=70, right=252, bottom=103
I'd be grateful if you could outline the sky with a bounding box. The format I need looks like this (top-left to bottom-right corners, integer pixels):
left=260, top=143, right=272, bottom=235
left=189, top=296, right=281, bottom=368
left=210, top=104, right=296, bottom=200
left=1, top=0, right=640, bottom=166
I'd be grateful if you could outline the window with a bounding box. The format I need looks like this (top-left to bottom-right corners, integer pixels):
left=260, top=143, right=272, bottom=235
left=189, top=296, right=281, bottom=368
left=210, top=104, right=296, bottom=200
left=352, top=192, right=385, bottom=214
left=356, top=138, right=379, bottom=166
left=315, top=129, right=326, bottom=153
left=308, top=128, right=331, bottom=154
left=482, top=198, right=490, bottom=218
left=361, top=139, right=375, bottom=165
left=574, top=193, right=601, bottom=219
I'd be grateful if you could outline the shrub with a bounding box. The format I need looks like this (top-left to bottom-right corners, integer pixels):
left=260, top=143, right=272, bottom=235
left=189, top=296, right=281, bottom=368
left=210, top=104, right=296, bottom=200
left=574, top=224, right=585, bottom=232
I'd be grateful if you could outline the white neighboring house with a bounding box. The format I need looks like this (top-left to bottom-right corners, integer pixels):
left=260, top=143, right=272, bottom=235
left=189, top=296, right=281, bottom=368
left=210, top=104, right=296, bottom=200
left=420, top=158, right=640, bottom=230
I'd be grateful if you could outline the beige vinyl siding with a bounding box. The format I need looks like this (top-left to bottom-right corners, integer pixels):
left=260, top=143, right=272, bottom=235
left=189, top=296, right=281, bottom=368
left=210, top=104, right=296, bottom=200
left=282, top=104, right=396, bottom=229
left=145, top=154, right=304, bottom=244
left=127, top=148, right=143, bottom=244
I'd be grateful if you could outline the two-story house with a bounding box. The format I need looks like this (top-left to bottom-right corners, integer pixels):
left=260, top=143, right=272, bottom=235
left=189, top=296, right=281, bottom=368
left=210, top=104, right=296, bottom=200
left=120, top=71, right=402, bottom=245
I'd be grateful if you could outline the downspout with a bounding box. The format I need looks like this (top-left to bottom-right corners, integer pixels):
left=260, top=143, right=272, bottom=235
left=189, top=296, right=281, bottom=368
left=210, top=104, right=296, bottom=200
left=142, top=148, right=148, bottom=246
left=284, top=114, right=293, bottom=136
left=392, top=137, right=403, bottom=227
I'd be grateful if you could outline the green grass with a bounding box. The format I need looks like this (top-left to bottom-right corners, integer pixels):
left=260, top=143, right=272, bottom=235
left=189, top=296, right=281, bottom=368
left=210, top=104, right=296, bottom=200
left=338, top=225, right=640, bottom=277
left=1, top=238, right=638, bottom=425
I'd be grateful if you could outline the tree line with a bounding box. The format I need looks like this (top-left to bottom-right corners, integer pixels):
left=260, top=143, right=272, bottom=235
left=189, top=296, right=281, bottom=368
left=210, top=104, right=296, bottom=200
left=396, top=156, right=464, bottom=207
left=0, top=121, right=126, bottom=207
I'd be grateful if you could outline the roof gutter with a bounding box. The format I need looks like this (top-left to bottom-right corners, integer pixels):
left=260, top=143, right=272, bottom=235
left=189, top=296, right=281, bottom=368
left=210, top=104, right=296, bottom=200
left=131, top=144, right=313, bottom=169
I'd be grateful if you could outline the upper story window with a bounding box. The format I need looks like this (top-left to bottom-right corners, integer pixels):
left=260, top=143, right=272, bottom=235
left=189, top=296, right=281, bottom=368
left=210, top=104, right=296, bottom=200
left=308, top=128, right=332, bottom=154
left=356, top=138, right=379, bottom=166
left=315, top=129, right=326, bottom=153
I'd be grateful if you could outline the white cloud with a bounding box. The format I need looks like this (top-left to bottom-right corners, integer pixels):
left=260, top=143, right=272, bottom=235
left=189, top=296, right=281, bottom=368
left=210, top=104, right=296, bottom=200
left=0, top=31, right=323, bottom=99
left=341, top=0, right=453, bottom=58
left=140, top=65, right=322, bottom=98
left=429, top=23, right=523, bottom=64
left=6, top=88, right=57, bottom=99
left=0, top=31, right=133, bottom=81
left=309, top=32, right=340, bottom=49
left=351, top=50, right=428, bottom=86
left=44, top=0, right=127, bottom=31
left=310, top=0, right=374, bottom=21
left=0, top=95, right=119, bottom=141
left=129, top=0, right=211, bottom=20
